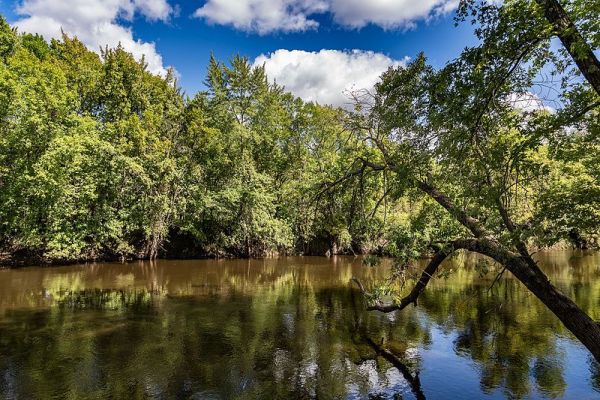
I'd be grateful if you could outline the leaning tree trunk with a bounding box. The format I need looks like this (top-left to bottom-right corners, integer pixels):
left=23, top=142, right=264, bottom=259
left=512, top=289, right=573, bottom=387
left=515, top=1, right=600, bottom=359
left=467, top=238, right=600, bottom=363
left=344, top=158, right=600, bottom=361
left=535, top=0, right=600, bottom=96
left=358, top=237, right=600, bottom=362
left=417, top=178, right=600, bottom=361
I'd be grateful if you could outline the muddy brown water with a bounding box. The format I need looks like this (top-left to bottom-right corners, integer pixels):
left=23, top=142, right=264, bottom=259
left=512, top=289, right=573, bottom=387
left=0, top=251, right=599, bottom=399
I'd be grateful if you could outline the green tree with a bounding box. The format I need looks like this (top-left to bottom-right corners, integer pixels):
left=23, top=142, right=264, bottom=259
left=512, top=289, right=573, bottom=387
left=0, top=16, right=16, bottom=61
left=0, top=29, right=184, bottom=261
left=347, top=0, right=600, bottom=361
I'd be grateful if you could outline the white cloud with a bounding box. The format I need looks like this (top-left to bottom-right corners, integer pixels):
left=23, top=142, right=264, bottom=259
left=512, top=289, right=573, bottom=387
left=13, top=0, right=173, bottom=75
left=253, top=49, right=407, bottom=107
left=133, top=0, right=173, bottom=21
left=507, top=92, right=554, bottom=113
left=194, top=0, right=459, bottom=34
left=194, top=0, right=327, bottom=34
left=329, top=0, right=459, bottom=29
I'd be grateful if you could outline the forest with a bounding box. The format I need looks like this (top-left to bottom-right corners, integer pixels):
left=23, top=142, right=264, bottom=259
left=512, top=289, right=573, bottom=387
left=0, top=16, right=376, bottom=262
left=1, top=0, right=600, bottom=361
left=1, top=2, right=598, bottom=265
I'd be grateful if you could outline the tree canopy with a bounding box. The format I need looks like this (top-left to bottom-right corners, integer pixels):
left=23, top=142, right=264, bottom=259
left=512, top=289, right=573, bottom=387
left=0, top=20, right=390, bottom=262
left=345, top=0, right=600, bottom=361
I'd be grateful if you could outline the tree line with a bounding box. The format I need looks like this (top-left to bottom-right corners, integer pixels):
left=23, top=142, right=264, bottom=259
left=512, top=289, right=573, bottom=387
left=0, top=16, right=397, bottom=263
left=2, top=2, right=596, bottom=267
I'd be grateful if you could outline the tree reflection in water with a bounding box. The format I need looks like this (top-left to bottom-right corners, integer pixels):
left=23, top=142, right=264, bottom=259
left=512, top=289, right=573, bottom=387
left=0, top=251, right=598, bottom=399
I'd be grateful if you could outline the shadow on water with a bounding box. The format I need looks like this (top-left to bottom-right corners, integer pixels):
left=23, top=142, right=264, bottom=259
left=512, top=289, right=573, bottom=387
left=0, top=252, right=598, bottom=399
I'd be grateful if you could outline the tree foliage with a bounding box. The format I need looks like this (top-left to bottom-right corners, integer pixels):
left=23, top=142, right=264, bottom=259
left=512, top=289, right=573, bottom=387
left=0, top=1, right=598, bottom=266
left=0, top=20, right=391, bottom=262
left=345, top=0, right=600, bottom=361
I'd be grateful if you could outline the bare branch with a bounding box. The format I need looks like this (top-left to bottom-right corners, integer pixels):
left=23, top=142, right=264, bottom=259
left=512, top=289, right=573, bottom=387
left=488, top=266, right=507, bottom=293
left=313, top=157, right=387, bottom=205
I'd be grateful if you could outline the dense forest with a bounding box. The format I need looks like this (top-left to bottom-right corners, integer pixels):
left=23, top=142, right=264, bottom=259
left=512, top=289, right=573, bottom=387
left=0, top=15, right=391, bottom=263
left=2, top=1, right=598, bottom=266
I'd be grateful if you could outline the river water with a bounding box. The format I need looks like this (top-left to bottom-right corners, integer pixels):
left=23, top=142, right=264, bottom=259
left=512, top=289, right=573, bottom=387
left=0, top=251, right=599, bottom=399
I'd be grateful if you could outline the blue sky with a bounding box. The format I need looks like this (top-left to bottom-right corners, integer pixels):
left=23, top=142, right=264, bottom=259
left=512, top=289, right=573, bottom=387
left=0, top=0, right=479, bottom=105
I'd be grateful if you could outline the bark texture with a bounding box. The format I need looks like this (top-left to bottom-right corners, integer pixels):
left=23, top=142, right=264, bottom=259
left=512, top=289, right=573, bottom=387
left=535, top=0, right=600, bottom=95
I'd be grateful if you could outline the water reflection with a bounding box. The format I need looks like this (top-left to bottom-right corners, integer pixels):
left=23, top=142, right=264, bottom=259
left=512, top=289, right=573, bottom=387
left=0, top=252, right=599, bottom=399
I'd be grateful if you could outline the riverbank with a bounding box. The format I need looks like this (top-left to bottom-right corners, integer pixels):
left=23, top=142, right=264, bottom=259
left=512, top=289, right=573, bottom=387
left=0, top=246, right=357, bottom=268
left=2, top=238, right=591, bottom=268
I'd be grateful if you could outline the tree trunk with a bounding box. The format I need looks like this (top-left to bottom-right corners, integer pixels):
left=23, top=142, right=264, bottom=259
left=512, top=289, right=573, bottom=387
left=568, top=228, right=588, bottom=250
left=517, top=2, right=600, bottom=358
left=357, top=236, right=600, bottom=362
left=417, top=176, right=600, bottom=361
left=535, top=0, right=600, bottom=96
left=466, top=238, right=600, bottom=363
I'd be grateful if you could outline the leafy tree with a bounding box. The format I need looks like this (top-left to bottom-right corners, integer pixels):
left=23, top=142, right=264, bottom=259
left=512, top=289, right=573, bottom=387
left=347, top=0, right=600, bottom=361
left=0, top=29, right=184, bottom=261
left=20, top=33, right=51, bottom=61
left=179, top=56, right=300, bottom=256
left=0, top=16, right=16, bottom=61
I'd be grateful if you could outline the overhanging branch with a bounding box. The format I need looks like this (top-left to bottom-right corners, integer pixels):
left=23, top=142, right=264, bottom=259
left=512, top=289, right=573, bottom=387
left=353, top=238, right=479, bottom=313
left=416, top=180, right=489, bottom=238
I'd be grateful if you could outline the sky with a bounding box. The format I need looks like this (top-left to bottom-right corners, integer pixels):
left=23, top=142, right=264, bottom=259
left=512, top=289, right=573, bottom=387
left=0, top=0, right=481, bottom=107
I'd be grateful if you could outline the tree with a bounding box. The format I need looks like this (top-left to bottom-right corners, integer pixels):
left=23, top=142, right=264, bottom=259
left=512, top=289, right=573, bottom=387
left=0, top=16, right=16, bottom=61
left=178, top=56, right=296, bottom=257
left=0, top=28, right=185, bottom=261
left=348, top=0, right=600, bottom=361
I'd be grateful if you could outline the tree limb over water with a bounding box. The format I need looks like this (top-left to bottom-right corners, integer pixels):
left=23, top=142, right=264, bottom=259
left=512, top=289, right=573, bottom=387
left=342, top=0, right=600, bottom=361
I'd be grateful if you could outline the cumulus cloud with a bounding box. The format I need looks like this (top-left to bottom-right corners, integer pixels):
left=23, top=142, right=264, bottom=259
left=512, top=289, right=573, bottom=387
left=194, top=0, right=327, bottom=34
left=253, top=49, right=407, bottom=107
left=194, top=0, right=458, bottom=34
left=13, top=0, right=173, bottom=75
left=133, top=0, right=173, bottom=21
left=329, top=0, right=459, bottom=29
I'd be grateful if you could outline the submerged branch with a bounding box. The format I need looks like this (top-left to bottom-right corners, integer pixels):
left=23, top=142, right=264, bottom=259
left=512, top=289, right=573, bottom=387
left=488, top=266, right=508, bottom=293
left=353, top=239, right=476, bottom=313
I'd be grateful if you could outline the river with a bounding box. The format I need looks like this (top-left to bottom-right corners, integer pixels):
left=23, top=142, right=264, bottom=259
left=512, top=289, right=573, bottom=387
left=0, top=251, right=599, bottom=399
